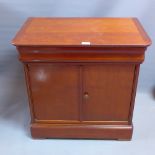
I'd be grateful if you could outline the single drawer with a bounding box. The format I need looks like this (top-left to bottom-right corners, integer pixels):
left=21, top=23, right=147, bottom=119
left=17, top=46, right=145, bottom=63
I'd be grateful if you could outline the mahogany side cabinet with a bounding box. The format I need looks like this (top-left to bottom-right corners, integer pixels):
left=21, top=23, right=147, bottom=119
left=12, top=18, right=151, bottom=140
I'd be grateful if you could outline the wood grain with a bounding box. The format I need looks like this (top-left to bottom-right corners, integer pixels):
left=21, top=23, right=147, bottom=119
left=17, top=46, right=145, bottom=63
left=28, top=63, right=80, bottom=121
left=31, top=123, right=133, bottom=140
left=12, top=18, right=151, bottom=46
left=82, top=64, right=135, bottom=121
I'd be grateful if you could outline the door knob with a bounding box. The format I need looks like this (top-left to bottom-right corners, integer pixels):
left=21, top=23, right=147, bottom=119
left=84, top=92, right=89, bottom=99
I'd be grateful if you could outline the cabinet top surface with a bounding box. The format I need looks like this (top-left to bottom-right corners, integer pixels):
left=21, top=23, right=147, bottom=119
left=12, top=17, right=151, bottom=47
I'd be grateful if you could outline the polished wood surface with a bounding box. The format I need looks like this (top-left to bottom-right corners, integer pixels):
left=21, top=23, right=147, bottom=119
left=12, top=18, right=151, bottom=140
left=31, top=123, right=132, bottom=140
left=83, top=64, right=135, bottom=121
left=28, top=63, right=80, bottom=121
left=17, top=46, right=145, bottom=63
left=12, top=18, right=151, bottom=46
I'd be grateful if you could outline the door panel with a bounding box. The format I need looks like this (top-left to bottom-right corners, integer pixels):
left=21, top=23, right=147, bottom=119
left=28, top=63, right=80, bottom=121
left=83, top=64, right=135, bottom=121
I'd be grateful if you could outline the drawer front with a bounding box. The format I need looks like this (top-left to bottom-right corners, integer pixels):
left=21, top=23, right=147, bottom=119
left=27, top=63, right=80, bottom=121
left=18, top=47, right=145, bottom=63
left=82, top=64, right=135, bottom=121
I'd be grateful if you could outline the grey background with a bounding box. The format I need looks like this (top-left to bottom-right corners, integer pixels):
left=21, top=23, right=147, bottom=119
left=0, top=0, right=155, bottom=154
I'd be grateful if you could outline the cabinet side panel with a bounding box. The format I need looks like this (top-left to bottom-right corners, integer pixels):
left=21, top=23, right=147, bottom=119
left=128, top=65, right=140, bottom=123
left=23, top=64, right=35, bottom=122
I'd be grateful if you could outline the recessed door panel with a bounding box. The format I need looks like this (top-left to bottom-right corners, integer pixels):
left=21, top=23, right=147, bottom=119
left=82, top=64, right=135, bottom=121
left=28, top=63, right=80, bottom=121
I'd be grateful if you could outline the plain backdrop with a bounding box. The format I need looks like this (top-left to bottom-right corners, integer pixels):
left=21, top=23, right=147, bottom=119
left=0, top=0, right=155, bottom=155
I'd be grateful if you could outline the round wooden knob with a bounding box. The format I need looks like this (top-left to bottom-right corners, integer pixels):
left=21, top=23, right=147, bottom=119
left=84, top=92, right=89, bottom=99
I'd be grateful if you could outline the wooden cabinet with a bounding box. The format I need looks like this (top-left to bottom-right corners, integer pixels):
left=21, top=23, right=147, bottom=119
left=12, top=18, right=151, bottom=140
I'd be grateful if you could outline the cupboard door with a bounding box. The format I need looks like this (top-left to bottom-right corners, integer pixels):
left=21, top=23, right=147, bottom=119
left=28, top=63, right=80, bottom=121
left=83, top=64, right=135, bottom=121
